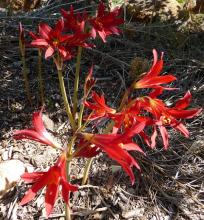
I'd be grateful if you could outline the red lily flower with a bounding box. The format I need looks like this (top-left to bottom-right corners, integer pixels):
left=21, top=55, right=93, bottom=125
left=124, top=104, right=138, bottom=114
left=137, top=91, right=202, bottom=149
left=80, top=121, right=146, bottom=184
left=13, top=109, right=61, bottom=149
left=84, top=91, right=116, bottom=120
left=134, top=49, right=177, bottom=89
left=30, top=18, right=71, bottom=59
left=89, top=1, right=124, bottom=42
left=20, top=154, right=78, bottom=217
left=61, top=5, right=88, bottom=32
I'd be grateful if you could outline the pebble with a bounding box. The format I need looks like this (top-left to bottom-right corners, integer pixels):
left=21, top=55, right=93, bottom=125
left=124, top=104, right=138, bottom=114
left=122, top=208, right=144, bottom=219
left=0, top=160, right=25, bottom=197
left=1, top=150, right=9, bottom=161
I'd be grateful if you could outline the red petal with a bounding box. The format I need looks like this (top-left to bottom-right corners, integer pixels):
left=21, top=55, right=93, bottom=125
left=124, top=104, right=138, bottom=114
left=100, top=144, right=136, bottom=183
left=137, top=75, right=177, bottom=88
left=39, top=23, right=51, bottom=40
left=45, top=46, right=54, bottom=59
left=31, top=39, right=48, bottom=46
left=148, top=59, right=163, bottom=77
left=45, top=184, right=59, bottom=217
left=152, top=49, right=158, bottom=66
left=123, top=143, right=144, bottom=154
left=139, top=131, right=150, bottom=146
left=98, top=30, right=107, bottom=42
left=91, top=28, right=97, bottom=39
left=150, top=126, right=157, bottom=149
left=125, top=121, right=146, bottom=137
left=29, top=31, right=38, bottom=40
left=168, top=108, right=202, bottom=119
left=32, top=111, right=46, bottom=133
left=76, top=145, right=100, bottom=158
left=20, top=175, right=47, bottom=205
left=21, top=172, right=44, bottom=183
left=174, top=122, right=189, bottom=137
left=98, top=2, right=105, bottom=17
left=54, top=18, right=64, bottom=34
left=61, top=180, right=78, bottom=204
left=159, top=125, right=169, bottom=150
left=14, top=129, right=51, bottom=145
left=174, top=91, right=192, bottom=109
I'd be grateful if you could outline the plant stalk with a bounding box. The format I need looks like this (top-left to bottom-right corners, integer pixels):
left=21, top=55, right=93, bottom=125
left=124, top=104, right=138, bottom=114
left=22, top=55, right=32, bottom=105
left=57, top=68, right=76, bottom=130
left=78, top=100, right=84, bottom=128
left=65, top=136, right=76, bottom=220
left=82, top=158, right=94, bottom=185
left=38, top=49, right=44, bottom=105
left=73, top=46, right=82, bottom=120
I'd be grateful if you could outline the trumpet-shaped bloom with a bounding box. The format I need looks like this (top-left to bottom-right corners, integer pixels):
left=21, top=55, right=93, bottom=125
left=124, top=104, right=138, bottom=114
left=30, top=18, right=91, bottom=60
left=80, top=121, right=146, bottom=184
left=30, top=18, right=70, bottom=59
left=61, top=5, right=88, bottom=32
left=89, top=2, right=124, bottom=42
left=134, top=49, right=177, bottom=89
left=13, top=110, right=61, bottom=149
left=136, top=91, right=202, bottom=149
left=84, top=91, right=116, bottom=120
left=20, top=155, right=78, bottom=217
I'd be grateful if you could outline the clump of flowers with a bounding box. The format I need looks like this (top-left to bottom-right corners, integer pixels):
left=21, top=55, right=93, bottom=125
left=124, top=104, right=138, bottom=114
left=15, top=1, right=202, bottom=219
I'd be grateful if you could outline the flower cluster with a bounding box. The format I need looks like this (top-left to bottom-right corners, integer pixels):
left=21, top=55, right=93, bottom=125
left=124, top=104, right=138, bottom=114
left=15, top=1, right=201, bottom=218
left=79, top=49, right=201, bottom=182
left=28, top=2, right=123, bottom=62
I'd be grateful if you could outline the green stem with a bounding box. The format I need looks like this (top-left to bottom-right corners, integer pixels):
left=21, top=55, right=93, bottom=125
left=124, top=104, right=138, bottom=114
left=65, top=136, right=76, bottom=220
left=57, top=68, right=76, bottom=130
left=82, top=158, right=94, bottom=185
left=22, top=55, right=32, bottom=105
left=38, top=49, right=44, bottom=105
left=73, top=46, right=82, bottom=120
left=78, top=101, right=84, bottom=128
left=65, top=205, right=72, bottom=220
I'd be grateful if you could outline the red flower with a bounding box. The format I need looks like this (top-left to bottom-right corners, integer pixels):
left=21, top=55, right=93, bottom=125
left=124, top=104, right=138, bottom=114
left=80, top=121, right=146, bottom=184
left=136, top=91, right=202, bottom=149
left=134, top=49, right=177, bottom=89
left=30, top=18, right=71, bottom=59
left=13, top=109, right=61, bottom=149
left=20, top=154, right=78, bottom=217
left=61, top=5, right=88, bottom=32
left=89, top=1, right=124, bottom=42
left=30, top=18, right=91, bottom=60
left=84, top=91, right=116, bottom=120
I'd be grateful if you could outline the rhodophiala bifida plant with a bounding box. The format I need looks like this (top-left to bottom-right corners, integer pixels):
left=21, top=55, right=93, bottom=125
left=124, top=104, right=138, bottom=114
left=14, top=1, right=202, bottom=219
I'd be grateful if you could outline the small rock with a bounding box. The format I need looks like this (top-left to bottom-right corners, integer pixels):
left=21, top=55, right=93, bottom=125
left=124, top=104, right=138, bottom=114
left=42, top=113, right=55, bottom=132
left=25, top=163, right=34, bottom=173
left=0, top=160, right=25, bottom=197
left=122, top=208, right=144, bottom=219
left=80, top=191, right=86, bottom=197
left=1, top=150, right=9, bottom=161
